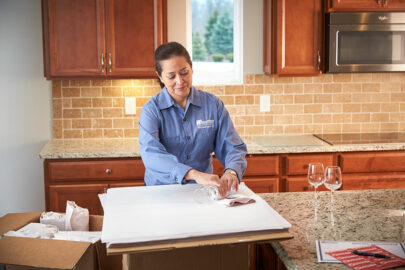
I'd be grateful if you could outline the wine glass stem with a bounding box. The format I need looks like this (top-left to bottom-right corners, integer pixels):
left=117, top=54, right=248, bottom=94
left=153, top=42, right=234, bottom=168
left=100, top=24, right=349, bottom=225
left=330, top=190, right=335, bottom=227
left=314, top=187, right=318, bottom=222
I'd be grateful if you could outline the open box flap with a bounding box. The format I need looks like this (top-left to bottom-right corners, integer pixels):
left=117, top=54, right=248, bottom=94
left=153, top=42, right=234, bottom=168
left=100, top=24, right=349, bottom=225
left=0, top=236, right=91, bottom=269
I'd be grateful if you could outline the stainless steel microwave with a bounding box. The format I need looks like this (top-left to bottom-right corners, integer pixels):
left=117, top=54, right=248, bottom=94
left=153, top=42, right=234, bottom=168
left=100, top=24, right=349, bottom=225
left=327, top=12, right=405, bottom=73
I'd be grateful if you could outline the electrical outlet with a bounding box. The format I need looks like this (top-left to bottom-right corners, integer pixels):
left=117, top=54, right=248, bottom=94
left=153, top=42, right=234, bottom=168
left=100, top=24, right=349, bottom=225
left=260, top=95, right=270, bottom=112
left=125, top=97, right=136, bottom=115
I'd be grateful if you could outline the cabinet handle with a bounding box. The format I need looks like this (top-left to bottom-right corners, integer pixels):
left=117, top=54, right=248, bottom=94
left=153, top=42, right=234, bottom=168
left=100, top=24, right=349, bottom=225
left=108, top=53, right=112, bottom=73
left=105, top=169, right=112, bottom=174
left=317, top=51, right=321, bottom=71
left=101, top=53, right=105, bottom=72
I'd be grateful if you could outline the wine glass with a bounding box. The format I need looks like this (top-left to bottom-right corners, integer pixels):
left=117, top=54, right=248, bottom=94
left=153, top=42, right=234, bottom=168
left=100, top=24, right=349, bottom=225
left=307, top=163, right=325, bottom=220
left=305, top=163, right=325, bottom=248
left=324, top=166, right=342, bottom=227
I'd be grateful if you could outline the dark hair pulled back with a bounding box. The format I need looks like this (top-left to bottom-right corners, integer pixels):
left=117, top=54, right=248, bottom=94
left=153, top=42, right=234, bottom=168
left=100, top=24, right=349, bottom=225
left=154, top=42, right=192, bottom=88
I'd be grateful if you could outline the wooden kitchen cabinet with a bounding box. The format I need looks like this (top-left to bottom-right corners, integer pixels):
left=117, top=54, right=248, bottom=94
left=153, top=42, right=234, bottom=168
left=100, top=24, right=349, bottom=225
left=44, top=151, right=405, bottom=214
left=328, top=0, right=405, bottom=11
left=42, top=0, right=167, bottom=79
left=49, top=184, right=107, bottom=215
left=263, top=0, right=323, bottom=76
left=44, top=158, right=145, bottom=215
left=338, top=151, right=405, bottom=190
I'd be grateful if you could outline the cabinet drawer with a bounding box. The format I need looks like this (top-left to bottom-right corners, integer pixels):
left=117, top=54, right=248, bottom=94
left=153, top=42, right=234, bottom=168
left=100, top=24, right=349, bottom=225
left=48, top=159, right=145, bottom=182
left=285, top=154, right=334, bottom=175
left=245, top=155, right=279, bottom=176
left=340, top=152, right=405, bottom=173
left=243, top=177, right=279, bottom=193
left=213, top=155, right=279, bottom=176
left=341, top=174, right=405, bottom=190
left=285, top=177, right=328, bottom=192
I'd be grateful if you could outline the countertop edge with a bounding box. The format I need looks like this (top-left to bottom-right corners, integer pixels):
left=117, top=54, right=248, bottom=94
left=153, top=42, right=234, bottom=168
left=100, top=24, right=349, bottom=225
left=38, top=138, right=405, bottom=159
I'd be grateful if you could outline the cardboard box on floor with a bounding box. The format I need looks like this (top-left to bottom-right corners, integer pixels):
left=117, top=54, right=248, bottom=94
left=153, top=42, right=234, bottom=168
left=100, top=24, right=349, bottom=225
left=0, top=212, right=121, bottom=270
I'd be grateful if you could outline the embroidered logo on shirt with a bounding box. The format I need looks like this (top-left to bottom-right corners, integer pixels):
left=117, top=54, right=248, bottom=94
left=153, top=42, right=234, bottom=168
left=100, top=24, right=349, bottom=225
left=196, top=119, right=214, bottom=129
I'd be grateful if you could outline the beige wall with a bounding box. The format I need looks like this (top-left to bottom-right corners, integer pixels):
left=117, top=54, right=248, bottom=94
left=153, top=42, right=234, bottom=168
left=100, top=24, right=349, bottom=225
left=52, top=73, right=405, bottom=139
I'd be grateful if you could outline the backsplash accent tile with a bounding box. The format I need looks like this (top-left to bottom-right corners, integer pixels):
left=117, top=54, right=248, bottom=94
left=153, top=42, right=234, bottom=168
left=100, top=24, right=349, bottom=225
left=52, top=73, right=405, bottom=139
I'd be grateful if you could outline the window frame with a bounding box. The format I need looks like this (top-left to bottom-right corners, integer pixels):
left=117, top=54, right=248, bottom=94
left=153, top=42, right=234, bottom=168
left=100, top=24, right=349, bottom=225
left=188, top=0, right=244, bottom=85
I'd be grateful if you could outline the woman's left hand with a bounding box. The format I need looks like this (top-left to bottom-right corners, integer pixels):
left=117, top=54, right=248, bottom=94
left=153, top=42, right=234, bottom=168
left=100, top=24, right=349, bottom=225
left=220, top=171, right=239, bottom=193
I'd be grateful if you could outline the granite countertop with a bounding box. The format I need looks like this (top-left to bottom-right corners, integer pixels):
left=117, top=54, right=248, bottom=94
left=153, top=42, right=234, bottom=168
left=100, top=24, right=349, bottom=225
left=260, top=189, right=405, bottom=269
left=39, top=135, right=405, bottom=159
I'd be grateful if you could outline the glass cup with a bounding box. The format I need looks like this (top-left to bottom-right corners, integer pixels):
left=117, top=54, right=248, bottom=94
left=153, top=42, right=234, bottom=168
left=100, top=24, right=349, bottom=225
left=193, top=185, right=236, bottom=204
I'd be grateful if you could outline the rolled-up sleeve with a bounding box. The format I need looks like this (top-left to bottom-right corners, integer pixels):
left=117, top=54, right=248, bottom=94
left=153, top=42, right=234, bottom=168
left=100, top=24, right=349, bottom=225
left=139, top=104, right=192, bottom=185
left=213, top=99, right=247, bottom=181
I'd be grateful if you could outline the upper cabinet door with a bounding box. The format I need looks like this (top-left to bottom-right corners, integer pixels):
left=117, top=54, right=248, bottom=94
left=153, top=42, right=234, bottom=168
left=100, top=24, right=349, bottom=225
left=105, top=0, right=167, bottom=77
left=42, top=0, right=106, bottom=78
left=383, top=0, right=405, bottom=9
left=264, top=0, right=323, bottom=76
left=328, top=0, right=405, bottom=11
left=42, top=0, right=167, bottom=79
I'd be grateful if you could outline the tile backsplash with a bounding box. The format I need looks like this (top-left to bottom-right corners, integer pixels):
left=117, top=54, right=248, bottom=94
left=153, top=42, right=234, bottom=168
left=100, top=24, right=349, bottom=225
left=52, top=73, right=405, bottom=139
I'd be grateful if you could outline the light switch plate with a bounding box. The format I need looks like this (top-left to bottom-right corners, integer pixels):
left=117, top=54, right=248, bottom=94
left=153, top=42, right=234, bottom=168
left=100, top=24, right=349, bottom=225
left=125, top=97, right=136, bottom=115
left=260, top=95, right=270, bottom=112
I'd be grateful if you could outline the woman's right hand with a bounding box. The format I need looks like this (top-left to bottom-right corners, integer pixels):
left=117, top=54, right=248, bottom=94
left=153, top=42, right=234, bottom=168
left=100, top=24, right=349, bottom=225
left=185, top=169, right=227, bottom=198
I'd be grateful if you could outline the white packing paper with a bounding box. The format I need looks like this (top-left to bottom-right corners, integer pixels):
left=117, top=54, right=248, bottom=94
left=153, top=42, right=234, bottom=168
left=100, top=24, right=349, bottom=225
left=5, top=223, right=58, bottom=239
left=54, top=231, right=102, bottom=244
left=65, top=201, right=89, bottom=231
left=101, top=183, right=291, bottom=246
left=40, top=211, right=66, bottom=231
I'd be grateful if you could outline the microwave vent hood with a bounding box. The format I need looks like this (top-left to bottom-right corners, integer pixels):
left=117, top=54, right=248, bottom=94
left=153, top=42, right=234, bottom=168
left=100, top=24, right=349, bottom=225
left=326, top=12, right=405, bottom=73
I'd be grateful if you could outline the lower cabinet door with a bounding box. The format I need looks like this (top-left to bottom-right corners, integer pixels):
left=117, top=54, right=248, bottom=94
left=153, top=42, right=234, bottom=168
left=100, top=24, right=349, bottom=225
left=243, top=178, right=279, bottom=193
left=285, top=177, right=328, bottom=192
left=49, top=184, right=108, bottom=215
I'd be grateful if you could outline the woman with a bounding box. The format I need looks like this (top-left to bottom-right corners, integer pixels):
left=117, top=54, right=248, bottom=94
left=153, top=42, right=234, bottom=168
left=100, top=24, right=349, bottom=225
left=139, top=42, right=247, bottom=198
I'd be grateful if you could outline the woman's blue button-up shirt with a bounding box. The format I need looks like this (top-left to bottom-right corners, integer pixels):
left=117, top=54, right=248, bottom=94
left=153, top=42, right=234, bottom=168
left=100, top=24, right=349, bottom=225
left=139, top=86, right=247, bottom=186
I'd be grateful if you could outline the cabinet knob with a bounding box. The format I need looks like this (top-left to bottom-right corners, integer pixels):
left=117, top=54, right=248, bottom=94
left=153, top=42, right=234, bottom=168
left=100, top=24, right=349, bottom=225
left=105, top=169, right=112, bottom=174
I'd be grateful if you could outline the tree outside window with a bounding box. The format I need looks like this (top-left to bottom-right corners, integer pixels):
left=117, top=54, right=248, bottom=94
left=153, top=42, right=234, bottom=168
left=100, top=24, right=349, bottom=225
left=192, top=0, right=234, bottom=63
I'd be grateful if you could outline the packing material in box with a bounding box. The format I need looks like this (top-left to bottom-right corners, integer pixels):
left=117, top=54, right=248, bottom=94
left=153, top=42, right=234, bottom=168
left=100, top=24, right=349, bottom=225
left=0, top=212, right=121, bottom=270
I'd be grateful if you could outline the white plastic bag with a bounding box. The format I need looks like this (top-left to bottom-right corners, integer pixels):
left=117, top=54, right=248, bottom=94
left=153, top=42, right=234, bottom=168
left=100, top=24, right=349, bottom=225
left=65, top=201, right=89, bottom=231
left=40, top=211, right=66, bottom=231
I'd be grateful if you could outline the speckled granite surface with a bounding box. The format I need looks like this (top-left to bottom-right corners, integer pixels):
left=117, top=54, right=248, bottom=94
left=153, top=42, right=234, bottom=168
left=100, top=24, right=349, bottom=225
left=260, top=189, right=405, bottom=269
left=39, top=135, right=405, bottom=159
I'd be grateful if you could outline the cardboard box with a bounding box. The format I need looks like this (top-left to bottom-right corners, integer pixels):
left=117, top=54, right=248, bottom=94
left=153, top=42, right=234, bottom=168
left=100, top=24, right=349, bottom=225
left=0, top=212, right=121, bottom=270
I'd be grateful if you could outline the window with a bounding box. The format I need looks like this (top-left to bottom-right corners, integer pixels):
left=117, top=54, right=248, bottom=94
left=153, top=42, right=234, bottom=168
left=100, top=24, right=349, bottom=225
left=189, top=0, right=243, bottom=85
